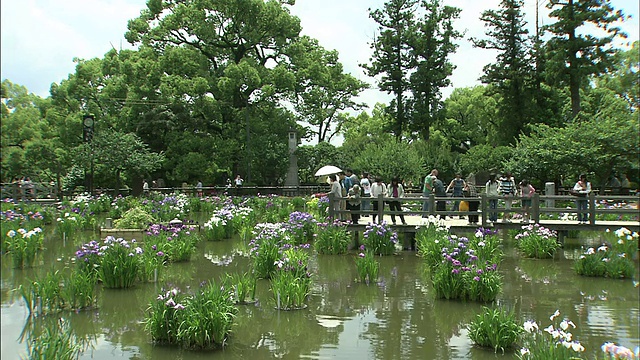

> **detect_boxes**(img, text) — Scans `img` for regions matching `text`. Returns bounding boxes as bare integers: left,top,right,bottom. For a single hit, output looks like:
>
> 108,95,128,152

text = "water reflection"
0,229,637,360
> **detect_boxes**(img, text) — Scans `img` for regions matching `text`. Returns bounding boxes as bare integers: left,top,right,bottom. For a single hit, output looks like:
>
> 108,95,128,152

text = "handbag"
569,189,586,197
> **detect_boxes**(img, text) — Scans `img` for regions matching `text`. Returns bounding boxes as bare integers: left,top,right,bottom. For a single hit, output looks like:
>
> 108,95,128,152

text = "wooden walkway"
345,214,640,234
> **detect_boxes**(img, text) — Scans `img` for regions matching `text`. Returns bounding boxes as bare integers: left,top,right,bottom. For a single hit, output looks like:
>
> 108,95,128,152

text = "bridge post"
429,194,435,216
480,193,488,227
377,194,384,224
328,193,335,220
588,192,596,225
532,193,540,223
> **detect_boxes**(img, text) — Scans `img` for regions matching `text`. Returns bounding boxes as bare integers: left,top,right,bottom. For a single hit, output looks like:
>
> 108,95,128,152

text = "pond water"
1,224,638,359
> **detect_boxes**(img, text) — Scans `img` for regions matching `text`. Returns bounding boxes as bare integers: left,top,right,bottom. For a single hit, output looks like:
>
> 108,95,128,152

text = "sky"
1,0,638,111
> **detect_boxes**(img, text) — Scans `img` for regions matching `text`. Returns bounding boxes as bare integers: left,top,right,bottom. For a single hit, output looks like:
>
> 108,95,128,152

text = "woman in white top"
573,174,591,224
485,174,499,223
370,177,387,223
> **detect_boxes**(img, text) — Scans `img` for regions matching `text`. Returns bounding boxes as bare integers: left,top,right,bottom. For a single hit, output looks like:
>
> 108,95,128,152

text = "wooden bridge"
328,192,640,234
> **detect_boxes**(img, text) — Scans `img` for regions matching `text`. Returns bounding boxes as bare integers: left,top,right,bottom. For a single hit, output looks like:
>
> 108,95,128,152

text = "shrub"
314,219,350,255
468,306,522,353
114,207,155,229
514,224,559,259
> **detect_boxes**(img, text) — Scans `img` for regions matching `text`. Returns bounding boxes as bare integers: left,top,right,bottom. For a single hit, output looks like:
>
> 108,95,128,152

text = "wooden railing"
326,192,639,227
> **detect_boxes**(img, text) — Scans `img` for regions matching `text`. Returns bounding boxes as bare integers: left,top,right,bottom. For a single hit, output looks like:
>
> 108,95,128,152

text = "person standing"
360,172,372,217
143,179,150,196
318,174,343,220
422,169,438,217
498,172,516,222
386,177,407,225
466,178,480,225
196,180,203,197
234,175,243,196
573,174,591,224
485,174,500,223
347,184,362,224
519,179,535,224
446,173,467,219
370,176,387,223
434,177,447,219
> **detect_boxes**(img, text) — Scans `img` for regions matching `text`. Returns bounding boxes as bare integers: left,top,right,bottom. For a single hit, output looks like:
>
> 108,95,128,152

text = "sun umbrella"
314,165,342,177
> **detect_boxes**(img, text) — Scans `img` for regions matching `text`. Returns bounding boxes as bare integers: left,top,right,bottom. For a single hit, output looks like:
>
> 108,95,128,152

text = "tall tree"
362,0,418,140
471,0,534,145
125,0,303,182
408,0,461,141
543,0,628,120
287,36,369,144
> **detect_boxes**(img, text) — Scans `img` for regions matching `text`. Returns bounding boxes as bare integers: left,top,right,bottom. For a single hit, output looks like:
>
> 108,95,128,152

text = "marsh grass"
468,306,522,353
271,247,312,310
314,219,350,255
514,224,559,259
146,283,238,349
226,272,257,304
355,249,380,285
518,310,586,359
5,227,44,268
19,269,97,315
362,221,398,256
23,318,83,360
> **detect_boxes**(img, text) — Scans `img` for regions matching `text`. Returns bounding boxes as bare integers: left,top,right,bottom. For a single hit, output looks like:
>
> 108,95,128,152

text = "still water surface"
1,226,638,359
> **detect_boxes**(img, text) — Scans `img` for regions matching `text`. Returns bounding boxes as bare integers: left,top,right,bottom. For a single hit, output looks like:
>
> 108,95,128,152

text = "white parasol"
314,165,342,177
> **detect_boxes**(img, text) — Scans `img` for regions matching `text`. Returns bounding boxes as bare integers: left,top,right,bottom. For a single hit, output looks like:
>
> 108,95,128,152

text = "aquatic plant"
314,219,351,255
56,212,80,238
362,221,398,256
415,216,452,267
271,247,312,310
225,272,257,304
574,227,638,279
24,318,83,360
427,235,502,302
146,283,237,349
5,227,44,268
98,236,142,288
286,211,317,245
145,223,199,262
468,306,522,353
518,310,585,360
19,269,97,314
248,222,289,279
514,224,559,259
354,246,379,285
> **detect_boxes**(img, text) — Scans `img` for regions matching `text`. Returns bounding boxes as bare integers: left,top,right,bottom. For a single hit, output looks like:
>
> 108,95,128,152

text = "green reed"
24,318,83,360
19,269,97,315
226,272,257,304
468,306,522,353
514,224,559,259
5,227,44,268
355,249,380,285
146,282,238,349
314,219,351,255
98,237,141,289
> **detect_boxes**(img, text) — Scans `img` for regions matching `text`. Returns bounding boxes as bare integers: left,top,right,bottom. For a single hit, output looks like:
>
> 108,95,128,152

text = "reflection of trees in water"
233,305,334,358
359,254,477,360
19,313,99,356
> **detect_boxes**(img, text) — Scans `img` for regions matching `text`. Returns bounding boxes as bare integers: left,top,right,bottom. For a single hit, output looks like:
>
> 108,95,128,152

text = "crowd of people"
318,169,596,225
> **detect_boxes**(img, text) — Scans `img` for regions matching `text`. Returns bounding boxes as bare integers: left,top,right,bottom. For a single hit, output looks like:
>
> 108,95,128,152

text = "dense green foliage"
1,1,637,191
